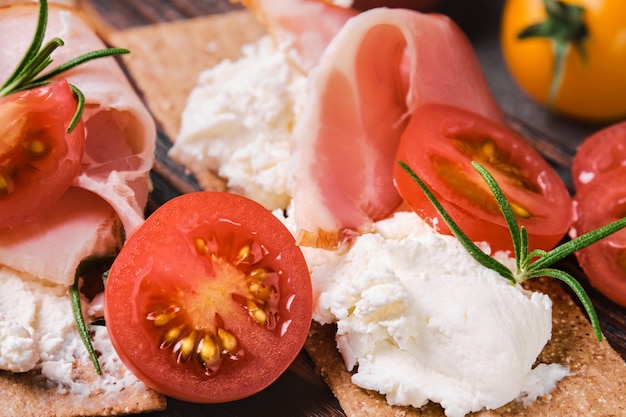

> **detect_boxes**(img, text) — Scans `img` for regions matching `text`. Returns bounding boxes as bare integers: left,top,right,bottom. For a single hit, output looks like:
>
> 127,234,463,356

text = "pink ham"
0,4,155,283
0,188,122,286
240,0,357,73
291,8,505,248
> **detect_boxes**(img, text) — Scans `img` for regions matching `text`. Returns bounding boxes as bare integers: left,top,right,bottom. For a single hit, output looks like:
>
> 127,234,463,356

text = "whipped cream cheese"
0,266,149,395
281,210,568,417
171,35,307,211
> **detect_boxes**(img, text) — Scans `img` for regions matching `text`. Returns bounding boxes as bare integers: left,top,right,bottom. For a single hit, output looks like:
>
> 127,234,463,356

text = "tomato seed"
510,201,532,219
161,326,183,348
176,331,198,363
198,335,220,366
0,172,14,196
24,138,47,158
247,299,268,325
147,305,180,326
194,237,209,255
217,328,238,354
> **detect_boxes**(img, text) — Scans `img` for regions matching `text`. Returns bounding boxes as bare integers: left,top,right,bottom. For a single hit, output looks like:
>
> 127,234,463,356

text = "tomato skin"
571,120,626,190
0,81,84,229
105,191,312,403
571,167,626,306
393,104,572,254
501,0,626,122
571,122,626,306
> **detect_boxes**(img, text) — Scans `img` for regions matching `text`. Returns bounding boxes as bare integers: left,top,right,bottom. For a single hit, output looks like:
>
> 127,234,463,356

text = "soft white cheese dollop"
170,35,307,210
285,211,568,417
0,317,38,373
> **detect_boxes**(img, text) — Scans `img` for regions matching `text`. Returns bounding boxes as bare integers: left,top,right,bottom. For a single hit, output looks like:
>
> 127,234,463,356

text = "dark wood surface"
79,1,626,416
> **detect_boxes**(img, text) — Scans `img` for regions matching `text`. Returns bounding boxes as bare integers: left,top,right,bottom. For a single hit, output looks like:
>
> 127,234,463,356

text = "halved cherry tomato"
571,120,626,190
0,81,84,229
393,104,572,254
571,122,626,306
104,191,313,403
571,166,626,306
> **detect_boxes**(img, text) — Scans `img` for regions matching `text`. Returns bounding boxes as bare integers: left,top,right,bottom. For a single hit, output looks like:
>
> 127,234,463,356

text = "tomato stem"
517,0,589,109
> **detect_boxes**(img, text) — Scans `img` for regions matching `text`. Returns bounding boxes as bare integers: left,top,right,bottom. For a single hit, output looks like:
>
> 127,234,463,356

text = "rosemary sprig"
398,160,626,342
69,256,115,376
0,0,129,132
70,260,103,376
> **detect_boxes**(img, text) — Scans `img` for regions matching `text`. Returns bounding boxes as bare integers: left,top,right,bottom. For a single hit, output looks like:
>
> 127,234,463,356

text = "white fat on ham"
0,187,122,286
240,0,357,73
0,3,155,237
291,8,505,248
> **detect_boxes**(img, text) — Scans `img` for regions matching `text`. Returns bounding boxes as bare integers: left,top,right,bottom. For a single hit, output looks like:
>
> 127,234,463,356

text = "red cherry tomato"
571,120,626,190
393,104,572,254
0,81,85,229
104,191,313,403
571,166,626,306
571,122,626,306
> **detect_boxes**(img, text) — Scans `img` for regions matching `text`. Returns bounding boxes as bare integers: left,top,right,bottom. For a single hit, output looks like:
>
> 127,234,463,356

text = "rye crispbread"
0,364,165,417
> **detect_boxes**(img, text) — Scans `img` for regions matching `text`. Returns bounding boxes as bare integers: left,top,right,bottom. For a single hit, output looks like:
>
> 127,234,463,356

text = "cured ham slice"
0,187,122,286
291,8,505,248
0,4,155,281
0,3,155,237
239,0,357,73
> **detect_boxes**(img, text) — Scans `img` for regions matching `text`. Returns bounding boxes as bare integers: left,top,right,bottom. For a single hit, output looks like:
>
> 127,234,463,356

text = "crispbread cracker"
105,11,266,141
305,278,626,416
0,365,165,417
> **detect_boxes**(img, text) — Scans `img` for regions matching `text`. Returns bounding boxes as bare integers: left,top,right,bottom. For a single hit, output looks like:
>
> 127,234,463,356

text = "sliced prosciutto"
239,0,357,73
291,8,505,248
0,188,122,286
0,4,155,282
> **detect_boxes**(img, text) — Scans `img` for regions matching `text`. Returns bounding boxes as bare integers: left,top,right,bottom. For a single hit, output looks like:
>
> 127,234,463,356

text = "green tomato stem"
517,0,589,109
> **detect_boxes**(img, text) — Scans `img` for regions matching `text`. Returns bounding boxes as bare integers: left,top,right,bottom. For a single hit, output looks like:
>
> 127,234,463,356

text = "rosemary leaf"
70,267,102,375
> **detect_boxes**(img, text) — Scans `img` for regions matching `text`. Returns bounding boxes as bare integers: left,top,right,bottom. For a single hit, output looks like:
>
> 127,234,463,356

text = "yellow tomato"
501,0,626,123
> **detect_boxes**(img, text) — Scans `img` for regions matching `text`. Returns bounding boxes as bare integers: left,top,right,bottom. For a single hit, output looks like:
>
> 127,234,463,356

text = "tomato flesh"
571,120,626,190
572,167,626,306
0,81,84,228
393,104,572,254
105,192,312,403
571,122,626,306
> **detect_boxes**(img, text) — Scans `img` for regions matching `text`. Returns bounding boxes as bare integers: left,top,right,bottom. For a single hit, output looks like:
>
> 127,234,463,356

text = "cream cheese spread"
171,35,307,211
281,210,568,417
0,266,149,395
